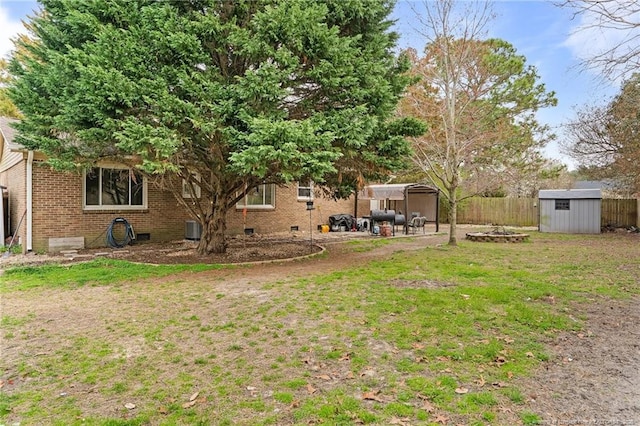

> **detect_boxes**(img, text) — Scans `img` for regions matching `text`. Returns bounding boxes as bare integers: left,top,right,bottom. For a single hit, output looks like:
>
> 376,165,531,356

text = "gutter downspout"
0,185,5,246
26,150,33,252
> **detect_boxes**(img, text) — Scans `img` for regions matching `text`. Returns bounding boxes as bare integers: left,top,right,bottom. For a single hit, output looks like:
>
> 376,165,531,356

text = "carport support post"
435,189,440,233
404,186,409,235
353,190,358,221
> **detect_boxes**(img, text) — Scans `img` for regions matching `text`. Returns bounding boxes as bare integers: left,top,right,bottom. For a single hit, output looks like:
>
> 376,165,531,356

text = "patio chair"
407,216,427,234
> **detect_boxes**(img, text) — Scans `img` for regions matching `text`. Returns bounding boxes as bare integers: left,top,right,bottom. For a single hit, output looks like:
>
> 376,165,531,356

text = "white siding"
0,117,23,173
0,139,23,172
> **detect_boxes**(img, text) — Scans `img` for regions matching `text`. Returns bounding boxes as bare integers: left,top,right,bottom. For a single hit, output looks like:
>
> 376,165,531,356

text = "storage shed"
538,189,602,234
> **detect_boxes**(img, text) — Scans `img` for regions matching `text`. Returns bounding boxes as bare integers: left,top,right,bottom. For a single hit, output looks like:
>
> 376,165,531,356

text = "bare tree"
561,0,640,81
399,0,556,245
562,104,618,168
562,73,640,193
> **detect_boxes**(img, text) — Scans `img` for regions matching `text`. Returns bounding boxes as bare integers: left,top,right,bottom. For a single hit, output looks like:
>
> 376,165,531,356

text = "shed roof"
359,183,438,200
538,189,602,200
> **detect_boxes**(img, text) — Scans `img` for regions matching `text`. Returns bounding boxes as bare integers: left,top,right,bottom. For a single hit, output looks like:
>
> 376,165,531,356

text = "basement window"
555,199,570,210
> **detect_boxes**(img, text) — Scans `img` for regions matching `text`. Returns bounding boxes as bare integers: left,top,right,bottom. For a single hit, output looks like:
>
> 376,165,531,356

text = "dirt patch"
521,297,640,425
101,238,323,265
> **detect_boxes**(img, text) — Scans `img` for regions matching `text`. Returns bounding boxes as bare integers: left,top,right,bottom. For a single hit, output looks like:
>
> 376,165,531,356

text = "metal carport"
359,183,440,233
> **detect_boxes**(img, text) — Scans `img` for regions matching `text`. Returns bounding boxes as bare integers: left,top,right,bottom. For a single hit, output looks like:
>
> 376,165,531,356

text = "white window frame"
83,165,147,210
297,180,314,201
236,184,276,210
182,172,202,199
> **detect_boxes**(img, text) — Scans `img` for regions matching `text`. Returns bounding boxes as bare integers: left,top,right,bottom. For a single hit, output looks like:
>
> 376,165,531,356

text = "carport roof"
359,183,439,200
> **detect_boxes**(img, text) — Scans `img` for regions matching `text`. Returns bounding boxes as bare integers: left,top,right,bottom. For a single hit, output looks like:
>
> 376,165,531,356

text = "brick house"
0,117,368,253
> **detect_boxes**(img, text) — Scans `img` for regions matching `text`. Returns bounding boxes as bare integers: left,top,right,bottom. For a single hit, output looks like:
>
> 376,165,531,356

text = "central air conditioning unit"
185,220,202,241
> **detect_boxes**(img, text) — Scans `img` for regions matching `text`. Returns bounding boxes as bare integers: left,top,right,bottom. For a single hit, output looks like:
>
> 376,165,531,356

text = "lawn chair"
407,216,427,234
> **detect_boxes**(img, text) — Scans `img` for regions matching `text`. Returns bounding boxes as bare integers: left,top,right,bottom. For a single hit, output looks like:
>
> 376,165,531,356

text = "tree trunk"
196,198,228,255
448,195,458,246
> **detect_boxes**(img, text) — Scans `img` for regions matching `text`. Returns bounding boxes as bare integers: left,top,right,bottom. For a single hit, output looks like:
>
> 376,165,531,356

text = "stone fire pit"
465,226,529,243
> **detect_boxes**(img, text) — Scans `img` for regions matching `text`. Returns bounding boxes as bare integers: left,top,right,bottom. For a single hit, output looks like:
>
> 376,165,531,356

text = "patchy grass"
1,232,639,425
0,258,223,291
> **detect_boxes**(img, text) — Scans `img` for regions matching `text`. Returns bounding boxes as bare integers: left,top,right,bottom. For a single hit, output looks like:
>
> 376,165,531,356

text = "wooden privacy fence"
601,199,637,227
439,197,638,228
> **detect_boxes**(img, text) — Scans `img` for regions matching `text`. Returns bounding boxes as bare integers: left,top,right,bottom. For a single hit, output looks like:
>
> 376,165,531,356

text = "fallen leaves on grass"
494,355,507,365
360,366,375,377
454,387,469,394
339,352,352,361
432,414,449,424
179,392,200,409
306,383,317,394
182,400,196,409
362,390,385,402
417,394,436,413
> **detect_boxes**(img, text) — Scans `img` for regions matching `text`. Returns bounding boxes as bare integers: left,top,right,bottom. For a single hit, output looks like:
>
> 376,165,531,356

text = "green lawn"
1,232,638,425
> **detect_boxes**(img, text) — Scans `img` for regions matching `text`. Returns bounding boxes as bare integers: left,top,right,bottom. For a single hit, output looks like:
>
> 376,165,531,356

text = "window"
555,199,570,210
297,181,313,200
182,173,201,198
237,184,275,209
84,167,145,209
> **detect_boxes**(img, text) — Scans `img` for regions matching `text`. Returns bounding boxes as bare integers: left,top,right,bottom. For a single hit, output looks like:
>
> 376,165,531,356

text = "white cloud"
0,4,27,60
563,7,640,83
565,15,625,59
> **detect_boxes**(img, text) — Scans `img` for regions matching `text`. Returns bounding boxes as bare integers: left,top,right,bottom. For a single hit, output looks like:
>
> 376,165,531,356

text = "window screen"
555,199,570,210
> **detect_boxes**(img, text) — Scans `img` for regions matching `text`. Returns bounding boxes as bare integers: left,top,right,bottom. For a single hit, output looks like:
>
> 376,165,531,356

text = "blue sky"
0,0,627,168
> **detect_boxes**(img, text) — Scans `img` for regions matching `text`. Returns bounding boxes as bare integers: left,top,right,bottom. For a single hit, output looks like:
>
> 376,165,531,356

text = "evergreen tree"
8,0,422,253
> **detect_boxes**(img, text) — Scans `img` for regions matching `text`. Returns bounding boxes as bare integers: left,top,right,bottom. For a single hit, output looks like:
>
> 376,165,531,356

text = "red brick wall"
31,162,192,251
29,163,372,252
226,186,370,235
